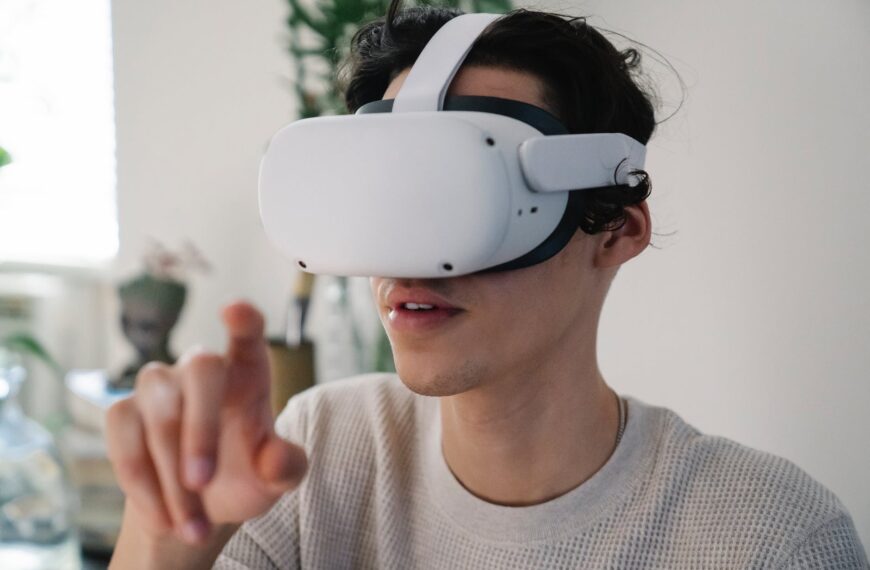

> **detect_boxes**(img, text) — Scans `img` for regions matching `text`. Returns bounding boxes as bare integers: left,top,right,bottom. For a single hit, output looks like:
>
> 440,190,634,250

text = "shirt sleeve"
778,514,869,569
211,393,310,569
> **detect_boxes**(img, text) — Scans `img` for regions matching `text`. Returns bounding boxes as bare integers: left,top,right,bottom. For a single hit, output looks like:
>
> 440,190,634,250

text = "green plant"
286,0,513,119
0,332,66,432
1,332,62,376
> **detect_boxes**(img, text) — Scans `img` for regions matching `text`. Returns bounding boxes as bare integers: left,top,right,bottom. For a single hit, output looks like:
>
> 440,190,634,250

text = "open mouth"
381,282,465,333
387,301,464,332
395,302,462,315
402,302,436,311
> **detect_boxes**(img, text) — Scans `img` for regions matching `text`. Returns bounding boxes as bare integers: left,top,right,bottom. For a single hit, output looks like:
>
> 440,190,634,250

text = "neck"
439,343,619,506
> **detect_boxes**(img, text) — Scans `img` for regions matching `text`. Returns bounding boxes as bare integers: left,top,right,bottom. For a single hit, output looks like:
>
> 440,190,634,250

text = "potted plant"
114,240,210,390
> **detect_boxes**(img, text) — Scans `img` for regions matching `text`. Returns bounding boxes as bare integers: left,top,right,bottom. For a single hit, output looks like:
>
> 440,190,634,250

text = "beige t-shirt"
215,373,868,569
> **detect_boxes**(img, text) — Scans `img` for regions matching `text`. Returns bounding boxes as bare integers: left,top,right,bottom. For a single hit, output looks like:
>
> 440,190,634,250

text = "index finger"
221,300,268,372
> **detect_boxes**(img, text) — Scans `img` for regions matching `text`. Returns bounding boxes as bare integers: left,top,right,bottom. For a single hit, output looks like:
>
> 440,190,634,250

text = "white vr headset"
259,13,647,278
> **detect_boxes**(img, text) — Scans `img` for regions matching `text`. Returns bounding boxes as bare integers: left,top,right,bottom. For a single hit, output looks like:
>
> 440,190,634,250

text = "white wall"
108,0,298,368
535,0,870,545
109,0,870,547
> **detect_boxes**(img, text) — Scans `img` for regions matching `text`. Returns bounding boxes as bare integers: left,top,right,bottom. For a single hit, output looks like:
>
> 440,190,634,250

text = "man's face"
371,65,613,397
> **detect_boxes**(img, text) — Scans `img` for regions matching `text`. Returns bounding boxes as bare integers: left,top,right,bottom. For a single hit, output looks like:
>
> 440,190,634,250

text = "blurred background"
0,0,867,565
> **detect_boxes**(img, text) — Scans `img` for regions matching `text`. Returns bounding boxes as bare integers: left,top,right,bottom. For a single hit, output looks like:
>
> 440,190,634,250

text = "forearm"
109,503,240,570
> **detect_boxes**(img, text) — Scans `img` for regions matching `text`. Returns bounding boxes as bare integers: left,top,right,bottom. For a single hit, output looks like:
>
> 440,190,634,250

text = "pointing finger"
221,301,268,373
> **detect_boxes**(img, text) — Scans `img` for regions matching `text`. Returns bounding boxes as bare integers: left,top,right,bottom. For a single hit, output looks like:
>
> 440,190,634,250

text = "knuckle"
136,371,182,415
105,399,143,466
151,411,182,437
135,361,174,389
137,385,183,434
105,396,134,427
140,360,172,377
182,351,225,379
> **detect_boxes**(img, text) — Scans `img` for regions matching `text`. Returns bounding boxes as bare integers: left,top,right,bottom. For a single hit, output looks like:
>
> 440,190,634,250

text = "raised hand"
106,301,308,547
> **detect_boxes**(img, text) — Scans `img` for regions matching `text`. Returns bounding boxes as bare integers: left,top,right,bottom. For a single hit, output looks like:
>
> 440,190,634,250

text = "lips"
383,284,465,334
385,285,461,313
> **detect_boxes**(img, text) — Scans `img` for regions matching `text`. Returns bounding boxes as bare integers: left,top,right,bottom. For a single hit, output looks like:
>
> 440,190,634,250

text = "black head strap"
357,95,569,136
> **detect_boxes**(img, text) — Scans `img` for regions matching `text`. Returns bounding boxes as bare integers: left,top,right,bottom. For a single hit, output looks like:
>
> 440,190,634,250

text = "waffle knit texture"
215,374,868,569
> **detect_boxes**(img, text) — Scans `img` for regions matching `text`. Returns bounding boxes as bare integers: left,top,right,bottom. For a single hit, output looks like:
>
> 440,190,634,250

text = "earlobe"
593,201,651,268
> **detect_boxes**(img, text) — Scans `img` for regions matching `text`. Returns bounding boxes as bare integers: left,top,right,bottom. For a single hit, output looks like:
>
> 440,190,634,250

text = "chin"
393,354,486,397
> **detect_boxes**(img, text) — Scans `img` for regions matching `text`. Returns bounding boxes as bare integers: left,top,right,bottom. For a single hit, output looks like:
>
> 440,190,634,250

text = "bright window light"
0,0,117,267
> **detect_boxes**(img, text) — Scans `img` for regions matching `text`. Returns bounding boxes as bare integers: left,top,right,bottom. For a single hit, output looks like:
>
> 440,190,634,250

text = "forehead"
382,65,550,112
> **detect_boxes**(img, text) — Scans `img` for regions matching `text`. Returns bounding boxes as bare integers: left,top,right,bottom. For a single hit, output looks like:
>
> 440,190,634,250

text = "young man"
107,3,868,569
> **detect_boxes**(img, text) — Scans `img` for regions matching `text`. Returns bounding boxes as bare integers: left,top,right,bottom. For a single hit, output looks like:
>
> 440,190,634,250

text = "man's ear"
593,201,651,269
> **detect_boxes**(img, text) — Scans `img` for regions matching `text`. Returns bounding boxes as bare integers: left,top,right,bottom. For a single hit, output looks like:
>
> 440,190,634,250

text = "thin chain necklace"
615,394,627,447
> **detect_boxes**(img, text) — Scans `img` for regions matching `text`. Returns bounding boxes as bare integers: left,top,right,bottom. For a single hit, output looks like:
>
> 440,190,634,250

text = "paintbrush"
285,272,315,346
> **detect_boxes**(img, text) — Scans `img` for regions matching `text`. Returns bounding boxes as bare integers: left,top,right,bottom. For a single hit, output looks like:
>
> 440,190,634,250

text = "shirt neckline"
419,395,664,544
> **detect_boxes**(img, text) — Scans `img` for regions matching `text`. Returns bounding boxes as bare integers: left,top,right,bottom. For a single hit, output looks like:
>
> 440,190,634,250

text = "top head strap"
392,13,501,113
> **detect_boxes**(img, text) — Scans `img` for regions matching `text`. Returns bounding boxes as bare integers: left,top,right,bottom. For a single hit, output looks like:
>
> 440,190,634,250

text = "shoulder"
654,403,847,520
635,399,864,564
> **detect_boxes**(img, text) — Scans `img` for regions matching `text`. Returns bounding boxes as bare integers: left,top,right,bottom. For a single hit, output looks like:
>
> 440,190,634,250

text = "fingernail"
181,516,210,544
185,456,215,487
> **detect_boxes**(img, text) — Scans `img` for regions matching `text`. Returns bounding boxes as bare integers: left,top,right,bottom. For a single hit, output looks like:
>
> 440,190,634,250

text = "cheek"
472,274,558,346
487,292,562,352
472,269,586,365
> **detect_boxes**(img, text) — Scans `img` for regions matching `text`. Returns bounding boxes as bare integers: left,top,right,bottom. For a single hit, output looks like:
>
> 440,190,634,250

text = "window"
0,0,117,266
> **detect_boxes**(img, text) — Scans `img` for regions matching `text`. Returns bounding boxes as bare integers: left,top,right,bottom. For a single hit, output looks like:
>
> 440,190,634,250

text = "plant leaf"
2,333,63,375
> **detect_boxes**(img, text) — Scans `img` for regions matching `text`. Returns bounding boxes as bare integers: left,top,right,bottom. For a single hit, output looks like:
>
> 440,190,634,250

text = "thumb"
255,435,308,492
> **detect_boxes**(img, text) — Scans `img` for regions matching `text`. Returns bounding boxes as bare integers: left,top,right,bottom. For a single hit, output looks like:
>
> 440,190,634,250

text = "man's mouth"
385,293,464,333
391,301,462,316
401,302,436,311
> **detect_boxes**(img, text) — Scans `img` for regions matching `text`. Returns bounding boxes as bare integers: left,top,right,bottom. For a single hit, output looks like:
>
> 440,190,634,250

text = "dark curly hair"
337,0,657,235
